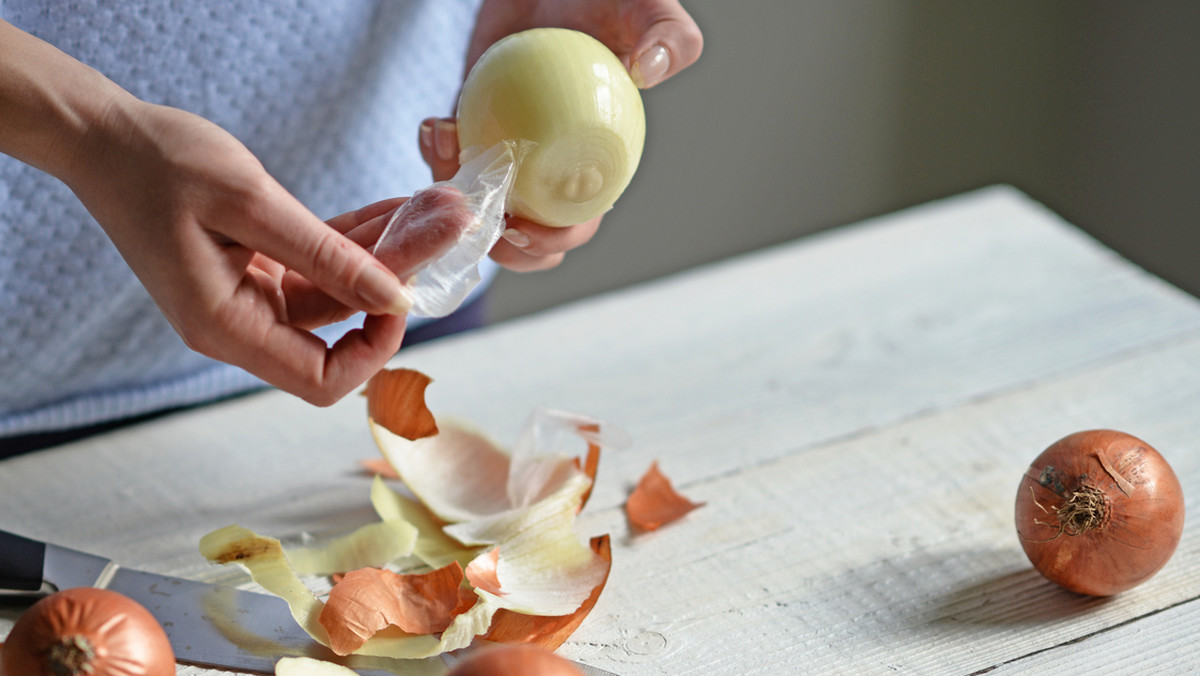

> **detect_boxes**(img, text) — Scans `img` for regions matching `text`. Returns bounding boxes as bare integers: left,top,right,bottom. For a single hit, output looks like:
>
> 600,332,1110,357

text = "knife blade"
1,530,618,676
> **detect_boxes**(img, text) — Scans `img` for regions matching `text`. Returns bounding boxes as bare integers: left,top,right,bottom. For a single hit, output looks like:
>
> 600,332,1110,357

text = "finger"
281,193,435,328
492,248,566,273
326,196,409,235
246,265,290,323
489,215,602,272
320,312,408,402
279,273,361,330
212,278,407,406
627,3,705,88
340,204,404,251
278,255,417,331
256,313,405,406
279,198,414,328
248,251,287,283
224,181,411,317
501,215,602,257
419,117,461,182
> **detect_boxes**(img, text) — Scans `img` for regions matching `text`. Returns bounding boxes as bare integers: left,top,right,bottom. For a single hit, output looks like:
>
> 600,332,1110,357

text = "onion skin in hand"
373,184,476,282
457,28,646,228
1014,429,1185,596
0,587,175,676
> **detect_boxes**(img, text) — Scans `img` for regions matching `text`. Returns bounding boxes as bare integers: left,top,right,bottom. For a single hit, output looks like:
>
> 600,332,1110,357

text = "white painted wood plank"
385,185,1200,510
3,187,1200,675
984,597,1200,674
559,332,1200,674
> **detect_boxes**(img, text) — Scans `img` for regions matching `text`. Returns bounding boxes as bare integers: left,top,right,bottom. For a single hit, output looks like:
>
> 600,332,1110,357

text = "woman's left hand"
419,0,704,271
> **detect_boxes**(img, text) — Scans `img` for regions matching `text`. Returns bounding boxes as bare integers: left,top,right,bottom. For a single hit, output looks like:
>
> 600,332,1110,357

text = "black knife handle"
0,529,47,591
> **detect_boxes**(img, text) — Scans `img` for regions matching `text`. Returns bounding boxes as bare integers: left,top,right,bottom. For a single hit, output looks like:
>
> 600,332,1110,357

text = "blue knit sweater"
0,0,485,437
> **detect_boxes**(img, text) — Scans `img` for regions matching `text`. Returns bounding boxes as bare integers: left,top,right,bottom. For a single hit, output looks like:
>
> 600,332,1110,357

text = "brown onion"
1014,429,1185,596
0,588,175,676
447,644,584,676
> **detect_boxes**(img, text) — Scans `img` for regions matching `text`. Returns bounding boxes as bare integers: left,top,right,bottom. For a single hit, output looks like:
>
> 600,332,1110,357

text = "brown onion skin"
1,588,175,676
447,644,585,676
1015,429,1185,596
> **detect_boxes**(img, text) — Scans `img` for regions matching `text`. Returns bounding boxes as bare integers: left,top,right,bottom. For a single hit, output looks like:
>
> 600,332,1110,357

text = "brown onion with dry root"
0,588,175,676
1014,429,1185,596
447,644,584,676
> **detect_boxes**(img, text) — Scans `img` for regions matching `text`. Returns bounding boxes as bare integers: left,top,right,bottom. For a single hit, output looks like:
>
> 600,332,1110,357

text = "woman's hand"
2,19,417,407
420,0,703,271
68,101,411,406
467,0,704,90
419,117,603,272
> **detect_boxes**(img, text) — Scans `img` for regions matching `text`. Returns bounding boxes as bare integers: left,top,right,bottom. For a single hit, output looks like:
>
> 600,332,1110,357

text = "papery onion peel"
319,563,472,655
365,368,438,440
626,461,704,532
464,548,504,597
274,656,358,675
482,535,612,651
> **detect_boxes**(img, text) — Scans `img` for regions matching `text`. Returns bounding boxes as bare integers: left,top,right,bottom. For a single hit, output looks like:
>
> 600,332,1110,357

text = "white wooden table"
4,186,1200,674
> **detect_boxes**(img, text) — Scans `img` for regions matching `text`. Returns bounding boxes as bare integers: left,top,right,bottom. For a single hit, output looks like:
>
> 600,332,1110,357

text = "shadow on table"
932,566,1116,626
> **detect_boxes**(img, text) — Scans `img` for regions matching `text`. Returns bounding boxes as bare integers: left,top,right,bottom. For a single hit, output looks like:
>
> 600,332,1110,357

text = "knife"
0,530,618,676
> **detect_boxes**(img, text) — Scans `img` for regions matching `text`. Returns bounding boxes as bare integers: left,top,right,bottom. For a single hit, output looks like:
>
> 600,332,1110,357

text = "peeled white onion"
457,28,646,227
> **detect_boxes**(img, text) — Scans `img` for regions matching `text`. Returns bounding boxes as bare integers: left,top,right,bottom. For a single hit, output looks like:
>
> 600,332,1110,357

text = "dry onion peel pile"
369,406,628,617
200,368,628,662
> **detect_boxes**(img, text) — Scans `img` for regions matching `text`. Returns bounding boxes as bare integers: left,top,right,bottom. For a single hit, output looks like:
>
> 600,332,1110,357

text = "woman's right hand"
63,99,412,406
2,19,412,407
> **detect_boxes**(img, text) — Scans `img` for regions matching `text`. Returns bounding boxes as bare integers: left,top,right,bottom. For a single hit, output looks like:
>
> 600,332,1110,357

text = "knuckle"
301,379,349,407
301,390,340,407
538,252,567,270
174,320,218,357
307,231,360,284
226,173,278,218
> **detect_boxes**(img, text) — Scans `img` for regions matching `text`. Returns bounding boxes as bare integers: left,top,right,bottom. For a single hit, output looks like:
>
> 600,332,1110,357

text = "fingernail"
358,264,412,315
631,44,670,88
502,228,531,249
434,119,457,161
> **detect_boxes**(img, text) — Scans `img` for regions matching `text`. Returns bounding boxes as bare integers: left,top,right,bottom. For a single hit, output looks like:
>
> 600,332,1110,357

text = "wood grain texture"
563,334,1200,674
3,187,1199,674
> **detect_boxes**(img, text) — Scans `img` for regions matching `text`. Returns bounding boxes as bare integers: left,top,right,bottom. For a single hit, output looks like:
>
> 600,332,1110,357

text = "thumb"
419,117,462,183
229,183,412,316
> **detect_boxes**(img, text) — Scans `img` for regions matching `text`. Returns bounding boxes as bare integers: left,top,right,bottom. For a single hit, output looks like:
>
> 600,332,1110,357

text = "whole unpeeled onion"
447,644,584,676
0,588,175,676
1014,429,1185,596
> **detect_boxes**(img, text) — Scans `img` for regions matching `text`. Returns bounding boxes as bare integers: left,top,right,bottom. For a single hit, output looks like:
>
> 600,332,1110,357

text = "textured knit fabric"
0,0,489,438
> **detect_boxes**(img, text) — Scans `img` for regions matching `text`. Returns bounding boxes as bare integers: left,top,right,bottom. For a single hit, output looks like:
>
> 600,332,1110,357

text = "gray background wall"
487,1,1199,323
